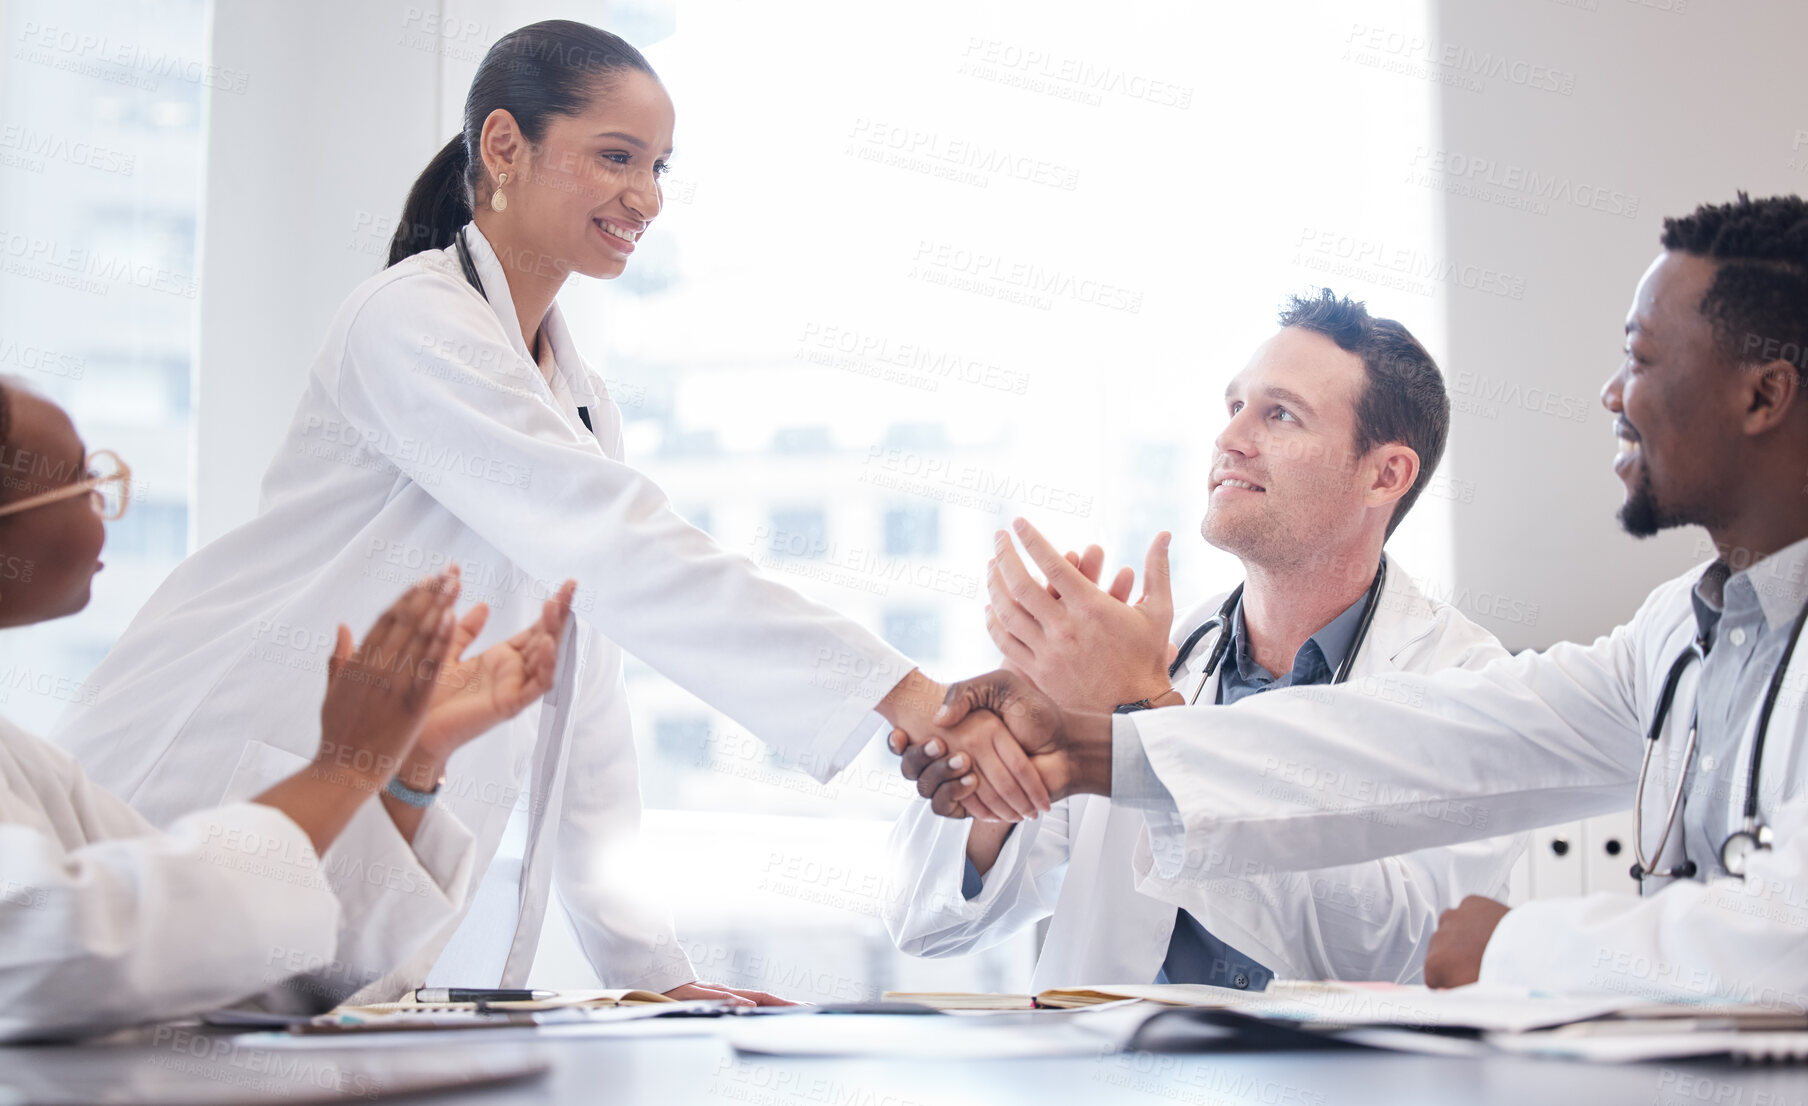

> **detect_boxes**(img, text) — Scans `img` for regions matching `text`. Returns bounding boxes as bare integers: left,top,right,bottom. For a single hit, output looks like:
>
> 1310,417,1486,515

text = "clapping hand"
986,519,1177,713
416,579,577,762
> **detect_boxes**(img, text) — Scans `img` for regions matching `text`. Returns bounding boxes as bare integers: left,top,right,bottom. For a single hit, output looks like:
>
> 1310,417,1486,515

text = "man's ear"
1742,357,1802,437
1365,444,1421,513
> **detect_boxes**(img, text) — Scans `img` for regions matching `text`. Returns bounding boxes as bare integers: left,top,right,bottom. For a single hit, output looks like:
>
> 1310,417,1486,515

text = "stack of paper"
1034,983,1262,1010
878,993,1037,1011
306,989,682,1033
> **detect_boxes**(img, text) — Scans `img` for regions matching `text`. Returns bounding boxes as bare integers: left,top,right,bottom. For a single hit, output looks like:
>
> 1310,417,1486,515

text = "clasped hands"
886,517,1176,821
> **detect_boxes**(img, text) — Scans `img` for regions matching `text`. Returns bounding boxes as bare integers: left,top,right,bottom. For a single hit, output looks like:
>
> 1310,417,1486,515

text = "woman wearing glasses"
54,19,1043,1007
0,379,575,1040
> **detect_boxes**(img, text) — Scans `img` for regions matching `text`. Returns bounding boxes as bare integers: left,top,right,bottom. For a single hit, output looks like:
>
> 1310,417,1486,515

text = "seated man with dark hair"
886,291,1527,990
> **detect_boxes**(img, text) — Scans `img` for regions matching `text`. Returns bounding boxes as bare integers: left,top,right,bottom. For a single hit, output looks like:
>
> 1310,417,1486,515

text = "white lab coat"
0,715,472,1041
886,561,1529,989
1127,556,1808,1006
53,223,912,999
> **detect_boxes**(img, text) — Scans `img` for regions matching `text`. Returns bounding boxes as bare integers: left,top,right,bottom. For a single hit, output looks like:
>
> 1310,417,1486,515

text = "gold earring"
490,171,509,213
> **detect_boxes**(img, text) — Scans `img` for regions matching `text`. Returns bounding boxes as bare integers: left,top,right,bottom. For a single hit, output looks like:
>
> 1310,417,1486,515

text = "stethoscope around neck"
1632,598,1808,883
1168,558,1389,705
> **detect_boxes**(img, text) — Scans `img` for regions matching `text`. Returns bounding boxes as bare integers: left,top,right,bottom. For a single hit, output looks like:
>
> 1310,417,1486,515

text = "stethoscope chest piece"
1721,821,1774,877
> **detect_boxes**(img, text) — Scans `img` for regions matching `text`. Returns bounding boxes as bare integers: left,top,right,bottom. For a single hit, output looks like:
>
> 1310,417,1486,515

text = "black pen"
414,988,556,1003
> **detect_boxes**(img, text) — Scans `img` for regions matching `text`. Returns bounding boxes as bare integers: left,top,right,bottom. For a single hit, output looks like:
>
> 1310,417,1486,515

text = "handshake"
879,517,1180,821
884,668,1117,821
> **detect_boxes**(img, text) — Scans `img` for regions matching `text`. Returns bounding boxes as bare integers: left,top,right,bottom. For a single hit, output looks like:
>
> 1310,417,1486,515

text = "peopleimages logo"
1406,147,1640,219
909,240,1144,314
956,38,1194,110
1342,23,1578,96
0,124,135,175
859,446,1094,519
14,22,250,94
795,321,1030,395
1293,227,1527,300
847,118,1080,192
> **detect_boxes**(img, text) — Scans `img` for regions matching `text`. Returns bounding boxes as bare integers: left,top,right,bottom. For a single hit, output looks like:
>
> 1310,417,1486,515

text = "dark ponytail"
386,20,657,266
387,136,472,265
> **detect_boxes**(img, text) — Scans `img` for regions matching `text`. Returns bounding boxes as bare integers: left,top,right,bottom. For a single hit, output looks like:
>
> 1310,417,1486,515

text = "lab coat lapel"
458,222,535,368
461,223,609,454
538,305,616,456
1355,557,1440,679
1169,599,1229,706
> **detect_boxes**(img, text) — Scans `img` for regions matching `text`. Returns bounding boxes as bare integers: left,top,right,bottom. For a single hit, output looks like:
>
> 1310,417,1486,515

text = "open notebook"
882,982,1320,1012
303,989,680,1033
339,989,676,1016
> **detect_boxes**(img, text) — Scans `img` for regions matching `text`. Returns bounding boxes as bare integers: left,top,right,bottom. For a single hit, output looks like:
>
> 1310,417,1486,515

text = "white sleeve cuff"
960,821,1040,912
301,798,476,1001
405,802,477,899
1476,898,1546,988
1111,714,1178,811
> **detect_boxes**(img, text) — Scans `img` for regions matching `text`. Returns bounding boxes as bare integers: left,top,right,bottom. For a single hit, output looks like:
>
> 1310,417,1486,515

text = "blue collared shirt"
1156,584,1374,990
1214,586,1372,707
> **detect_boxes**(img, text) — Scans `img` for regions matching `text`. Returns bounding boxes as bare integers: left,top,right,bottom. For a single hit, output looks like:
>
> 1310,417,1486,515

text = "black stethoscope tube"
1633,598,1808,881
1168,559,1389,705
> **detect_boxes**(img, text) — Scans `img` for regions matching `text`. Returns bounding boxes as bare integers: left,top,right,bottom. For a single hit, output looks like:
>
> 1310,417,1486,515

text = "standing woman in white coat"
55,20,1043,1006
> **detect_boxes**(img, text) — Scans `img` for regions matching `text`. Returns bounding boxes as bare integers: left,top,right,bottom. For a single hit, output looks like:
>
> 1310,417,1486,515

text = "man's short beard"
1617,463,1705,538
1203,510,1296,570
1617,468,1665,537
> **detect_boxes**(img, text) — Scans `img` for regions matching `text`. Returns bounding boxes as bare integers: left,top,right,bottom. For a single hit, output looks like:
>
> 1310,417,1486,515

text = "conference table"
1,1010,1796,1106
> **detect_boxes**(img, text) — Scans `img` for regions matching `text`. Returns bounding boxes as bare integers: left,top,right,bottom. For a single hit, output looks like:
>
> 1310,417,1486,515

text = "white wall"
1431,0,1808,650
192,0,449,543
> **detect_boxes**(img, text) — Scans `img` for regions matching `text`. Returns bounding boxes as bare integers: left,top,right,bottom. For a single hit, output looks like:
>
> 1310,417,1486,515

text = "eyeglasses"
0,450,132,521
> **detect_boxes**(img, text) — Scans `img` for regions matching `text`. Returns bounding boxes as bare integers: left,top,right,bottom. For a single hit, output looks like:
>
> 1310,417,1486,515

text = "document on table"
336,988,675,1017
1486,1006,1808,1063
1225,981,1644,1033
729,1005,1154,1058
304,991,714,1035
937,981,1647,1033
878,993,1038,1011
1490,1026,1808,1063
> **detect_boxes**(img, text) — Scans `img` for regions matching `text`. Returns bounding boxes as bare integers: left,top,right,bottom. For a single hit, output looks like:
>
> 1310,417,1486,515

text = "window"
0,0,205,734
655,716,712,761
537,0,1442,1001
884,505,940,557
772,426,834,454
102,502,189,563
767,507,827,560
882,607,942,662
